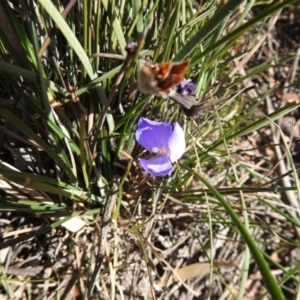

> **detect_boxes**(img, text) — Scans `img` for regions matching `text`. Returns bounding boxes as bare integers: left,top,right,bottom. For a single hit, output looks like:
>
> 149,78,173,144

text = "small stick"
87,177,119,298
169,85,256,117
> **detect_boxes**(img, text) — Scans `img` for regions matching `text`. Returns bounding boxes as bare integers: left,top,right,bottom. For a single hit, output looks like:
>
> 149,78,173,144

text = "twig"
87,177,119,298
38,0,77,57
89,56,131,148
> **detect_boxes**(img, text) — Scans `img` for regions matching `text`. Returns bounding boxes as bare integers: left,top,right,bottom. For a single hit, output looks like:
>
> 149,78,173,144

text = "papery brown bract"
137,60,190,97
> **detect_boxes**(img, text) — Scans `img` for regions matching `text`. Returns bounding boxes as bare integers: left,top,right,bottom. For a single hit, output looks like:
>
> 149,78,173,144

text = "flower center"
152,146,167,154
159,147,167,154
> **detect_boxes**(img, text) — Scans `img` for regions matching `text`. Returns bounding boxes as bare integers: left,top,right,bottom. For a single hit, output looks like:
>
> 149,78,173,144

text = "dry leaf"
61,217,86,233
173,262,211,282
283,93,300,103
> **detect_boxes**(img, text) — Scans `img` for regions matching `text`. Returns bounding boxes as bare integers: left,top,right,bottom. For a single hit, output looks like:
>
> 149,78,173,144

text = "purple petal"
139,155,173,176
125,42,137,54
176,81,196,96
135,118,172,154
168,123,186,162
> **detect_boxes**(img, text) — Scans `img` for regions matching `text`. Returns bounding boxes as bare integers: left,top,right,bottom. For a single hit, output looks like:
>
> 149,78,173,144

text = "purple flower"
125,42,137,55
176,80,196,96
135,118,186,176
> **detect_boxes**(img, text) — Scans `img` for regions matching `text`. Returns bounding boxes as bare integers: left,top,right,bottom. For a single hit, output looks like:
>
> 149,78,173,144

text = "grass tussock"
0,0,300,299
